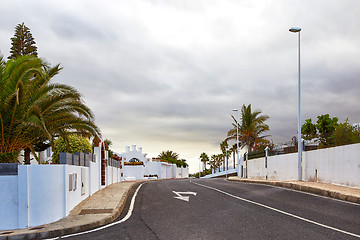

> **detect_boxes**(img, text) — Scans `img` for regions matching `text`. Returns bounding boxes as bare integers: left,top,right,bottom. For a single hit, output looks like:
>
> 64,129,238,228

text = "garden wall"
0,146,122,230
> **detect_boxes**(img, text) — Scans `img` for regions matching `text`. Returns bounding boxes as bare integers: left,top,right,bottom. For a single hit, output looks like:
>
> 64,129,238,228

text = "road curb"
227,178,360,204
0,181,141,240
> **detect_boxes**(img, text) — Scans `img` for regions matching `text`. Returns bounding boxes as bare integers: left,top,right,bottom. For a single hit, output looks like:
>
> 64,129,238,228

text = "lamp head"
289,27,301,33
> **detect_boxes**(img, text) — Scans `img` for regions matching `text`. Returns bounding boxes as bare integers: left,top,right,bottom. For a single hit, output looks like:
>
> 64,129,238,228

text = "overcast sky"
1,0,360,173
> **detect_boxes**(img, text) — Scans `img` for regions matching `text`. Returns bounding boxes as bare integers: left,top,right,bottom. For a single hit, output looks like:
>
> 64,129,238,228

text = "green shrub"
52,135,92,163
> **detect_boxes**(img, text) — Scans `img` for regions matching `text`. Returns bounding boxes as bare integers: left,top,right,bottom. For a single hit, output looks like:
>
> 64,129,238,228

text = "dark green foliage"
0,55,100,162
158,150,188,168
301,119,317,140
316,114,338,148
333,121,360,146
227,104,270,151
200,152,209,170
52,135,92,163
104,139,114,158
193,168,212,178
8,23,38,59
301,114,360,148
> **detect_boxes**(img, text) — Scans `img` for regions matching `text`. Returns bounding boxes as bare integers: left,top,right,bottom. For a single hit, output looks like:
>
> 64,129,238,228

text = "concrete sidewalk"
228,176,360,204
0,181,143,240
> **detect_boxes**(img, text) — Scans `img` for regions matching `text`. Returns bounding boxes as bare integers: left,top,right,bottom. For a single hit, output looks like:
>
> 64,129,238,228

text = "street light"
289,27,302,181
232,109,241,177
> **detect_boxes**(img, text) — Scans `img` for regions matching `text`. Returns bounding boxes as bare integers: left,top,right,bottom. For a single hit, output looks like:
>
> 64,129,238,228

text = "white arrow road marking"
173,191,197,202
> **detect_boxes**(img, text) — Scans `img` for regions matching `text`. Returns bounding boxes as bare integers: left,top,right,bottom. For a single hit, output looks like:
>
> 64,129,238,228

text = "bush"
52,135,92,163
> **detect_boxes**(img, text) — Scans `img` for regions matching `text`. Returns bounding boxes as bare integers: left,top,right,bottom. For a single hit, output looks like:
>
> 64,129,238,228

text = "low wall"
0,147,123,230
303,143,360,187
0,175,18,229
176,167,189,178
245,143,360,188
123,165,145,180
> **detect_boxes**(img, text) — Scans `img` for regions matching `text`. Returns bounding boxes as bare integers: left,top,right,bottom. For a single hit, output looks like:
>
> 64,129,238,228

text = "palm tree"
0,55,100,163
199,152,209,171
231,144,236,168
158,150,179,166
220,140,229,171
227,104,270,152
179,159,188,168
210,154,217,172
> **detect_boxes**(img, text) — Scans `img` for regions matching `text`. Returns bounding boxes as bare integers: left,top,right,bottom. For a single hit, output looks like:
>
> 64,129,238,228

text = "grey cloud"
1,0,360,173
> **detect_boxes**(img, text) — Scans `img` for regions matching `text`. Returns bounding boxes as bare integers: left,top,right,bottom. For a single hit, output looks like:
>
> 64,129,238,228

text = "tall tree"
227,104,270,152
199,152,209,171
8,22,38,59
0,55,100,163
301,119,317,140
316,114,338,148
301,114,339,148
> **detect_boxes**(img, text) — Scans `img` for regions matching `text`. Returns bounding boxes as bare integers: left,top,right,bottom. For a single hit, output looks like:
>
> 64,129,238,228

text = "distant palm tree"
231,144,236,168
158,150,179,162
0,55,100,163
200,152,209,171
210,154,217,171
220,140,229,171
227,104,270,152
179,159,188,168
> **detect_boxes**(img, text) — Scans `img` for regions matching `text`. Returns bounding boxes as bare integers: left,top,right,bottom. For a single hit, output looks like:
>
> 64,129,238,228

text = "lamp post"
289,27,302,181
225,149,228,179
232,109,241,177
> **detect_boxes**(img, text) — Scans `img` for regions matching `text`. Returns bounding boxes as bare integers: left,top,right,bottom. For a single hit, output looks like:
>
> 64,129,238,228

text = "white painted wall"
303,144,360,187
144,162,161,177
176,167,189,178
182,167,189,178
246,143,360,188
161,164,167,179
120,145,147,163
123,165,145,180
89,160,100,196
0,146,122,230
65,165,90,216
0,176,18,230
17,165,66,229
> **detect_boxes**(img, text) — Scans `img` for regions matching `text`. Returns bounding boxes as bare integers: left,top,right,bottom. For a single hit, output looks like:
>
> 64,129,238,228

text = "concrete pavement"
228,176,360,204
1,177,359,239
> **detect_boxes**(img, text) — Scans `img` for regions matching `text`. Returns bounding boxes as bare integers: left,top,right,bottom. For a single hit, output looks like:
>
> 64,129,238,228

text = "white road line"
46,183,144,240
193,181,360,239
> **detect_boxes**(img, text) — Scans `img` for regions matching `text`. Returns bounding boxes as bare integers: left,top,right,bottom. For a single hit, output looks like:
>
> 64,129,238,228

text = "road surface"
55,178,360,240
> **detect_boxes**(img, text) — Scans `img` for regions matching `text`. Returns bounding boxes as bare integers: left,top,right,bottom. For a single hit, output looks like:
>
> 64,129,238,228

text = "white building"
119,145,189,180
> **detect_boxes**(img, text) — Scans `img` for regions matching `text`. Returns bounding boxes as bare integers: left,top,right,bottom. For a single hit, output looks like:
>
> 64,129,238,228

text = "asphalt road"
59,179,360,240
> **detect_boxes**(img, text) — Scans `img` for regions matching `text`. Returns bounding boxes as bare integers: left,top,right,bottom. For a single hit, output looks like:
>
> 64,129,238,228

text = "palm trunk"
24,148,31,165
